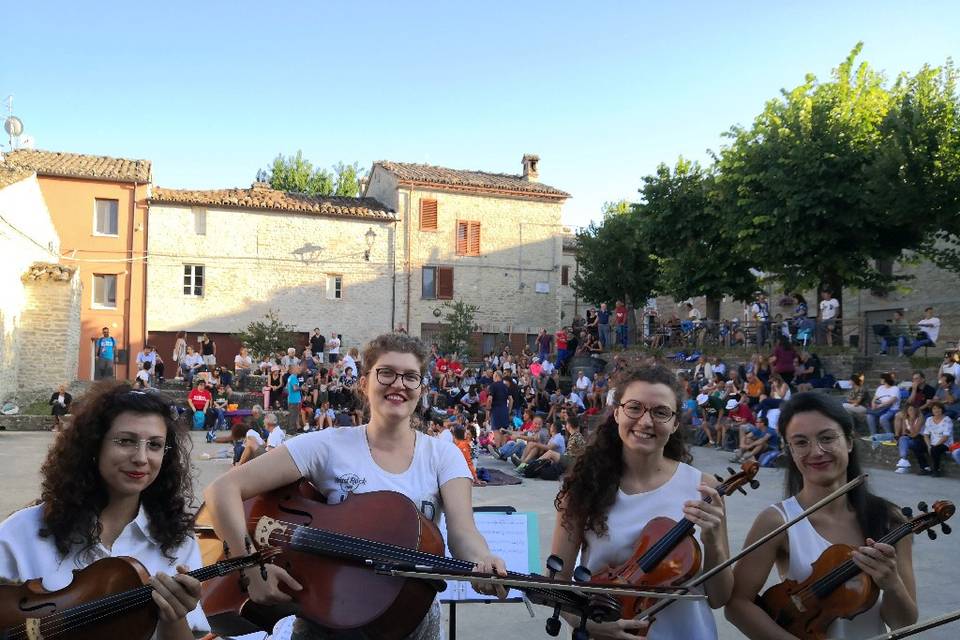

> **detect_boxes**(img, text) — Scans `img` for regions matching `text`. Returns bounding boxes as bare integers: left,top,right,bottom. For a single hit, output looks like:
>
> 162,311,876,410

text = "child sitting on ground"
453,424,485,486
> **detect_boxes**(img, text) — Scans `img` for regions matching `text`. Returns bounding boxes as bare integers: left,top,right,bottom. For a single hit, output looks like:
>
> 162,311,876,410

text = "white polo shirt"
0,504,210,637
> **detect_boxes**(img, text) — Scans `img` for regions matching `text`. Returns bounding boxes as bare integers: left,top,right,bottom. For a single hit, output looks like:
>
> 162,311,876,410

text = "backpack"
192,411,206,430
522,459,551,478
536,462,565,481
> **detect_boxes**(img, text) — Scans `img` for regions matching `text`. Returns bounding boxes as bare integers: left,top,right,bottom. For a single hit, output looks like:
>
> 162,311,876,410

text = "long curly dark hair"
38,382,195,560
555,365,691,538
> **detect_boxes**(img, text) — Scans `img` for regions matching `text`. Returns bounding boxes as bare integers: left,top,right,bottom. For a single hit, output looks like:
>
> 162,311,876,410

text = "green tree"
256,152,367,197
716,43,905,300
638,158,758,319
440,299,479,356
233,310,299,360
572,202,659,308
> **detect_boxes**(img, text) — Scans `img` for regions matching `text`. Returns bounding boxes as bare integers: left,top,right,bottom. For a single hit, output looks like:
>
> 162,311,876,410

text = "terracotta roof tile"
5,149,151,183
375,161,570,199
150,185,396,220
0,163,33,190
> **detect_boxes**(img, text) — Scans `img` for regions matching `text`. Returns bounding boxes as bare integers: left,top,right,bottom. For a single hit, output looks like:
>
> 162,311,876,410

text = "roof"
150,185,396,220
374,161,570,199
0,163,33,190
4,149,151,183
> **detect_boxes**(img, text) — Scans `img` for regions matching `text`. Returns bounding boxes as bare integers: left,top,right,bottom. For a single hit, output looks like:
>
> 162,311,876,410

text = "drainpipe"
390,218,397,331
405,188,412,333
141,183,149,354
123,181,136,378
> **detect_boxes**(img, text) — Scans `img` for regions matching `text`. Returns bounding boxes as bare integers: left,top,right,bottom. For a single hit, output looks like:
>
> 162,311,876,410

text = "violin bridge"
254,516,284,548
790,594,807,613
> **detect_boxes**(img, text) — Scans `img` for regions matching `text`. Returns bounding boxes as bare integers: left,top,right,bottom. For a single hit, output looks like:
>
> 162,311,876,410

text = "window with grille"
183,265,204,296
456,221,481,256
92,274,118,308
326,274,343,300
94,199,119,235
420,199,438,230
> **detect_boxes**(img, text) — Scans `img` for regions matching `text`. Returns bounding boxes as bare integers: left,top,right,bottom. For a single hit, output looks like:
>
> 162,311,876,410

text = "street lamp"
364,227,376,261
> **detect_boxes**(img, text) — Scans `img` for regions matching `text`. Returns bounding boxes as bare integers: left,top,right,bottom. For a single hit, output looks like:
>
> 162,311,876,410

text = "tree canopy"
256,152,367,197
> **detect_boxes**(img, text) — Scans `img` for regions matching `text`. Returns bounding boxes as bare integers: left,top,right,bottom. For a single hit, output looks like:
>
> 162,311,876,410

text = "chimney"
252,181,271,190
521,154,540,182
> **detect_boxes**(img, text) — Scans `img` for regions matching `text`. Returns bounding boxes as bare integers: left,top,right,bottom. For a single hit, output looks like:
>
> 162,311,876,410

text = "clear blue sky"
2,1,957,228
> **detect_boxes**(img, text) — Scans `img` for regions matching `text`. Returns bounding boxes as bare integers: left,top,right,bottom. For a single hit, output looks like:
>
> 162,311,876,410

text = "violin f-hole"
17,598,57,614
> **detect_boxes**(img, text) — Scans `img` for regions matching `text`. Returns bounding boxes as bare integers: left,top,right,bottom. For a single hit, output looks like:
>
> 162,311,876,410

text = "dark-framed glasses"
110,437,171,456
375,368,424,390
786,432,843,455
618,401,676,423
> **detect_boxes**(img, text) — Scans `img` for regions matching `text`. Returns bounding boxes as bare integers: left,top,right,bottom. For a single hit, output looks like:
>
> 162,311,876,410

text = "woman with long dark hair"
550,365,732,639
725,392,917,638
0,382,208,638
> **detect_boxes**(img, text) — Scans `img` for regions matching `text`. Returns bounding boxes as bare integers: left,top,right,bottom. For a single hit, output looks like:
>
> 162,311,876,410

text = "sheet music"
437,511,539,601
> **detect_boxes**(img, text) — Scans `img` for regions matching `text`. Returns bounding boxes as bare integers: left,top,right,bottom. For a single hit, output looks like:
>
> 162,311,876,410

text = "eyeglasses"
786,432,844,456
110,437,171,456
618,402,677,423
375,368,424,390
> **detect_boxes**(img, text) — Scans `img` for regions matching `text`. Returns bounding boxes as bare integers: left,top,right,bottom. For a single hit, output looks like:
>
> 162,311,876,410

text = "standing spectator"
234,347,253,391
310,328,326,363
614,300,628,347
179,346,203,386
328,332,341,363
818,290,840,346
866,372,900,435
597,302,611,349
199,333,217,367
171,331,187,379
286,363,302,430
791,293,808,332
585,307,599,342
922,401,954,477
93,327,116,380
536,328,552,363
750,292,771,347
267,365,284,410
555,328,569,371
903,307,941,356
48,383,72,431
769,337,798,386
487,371,511,430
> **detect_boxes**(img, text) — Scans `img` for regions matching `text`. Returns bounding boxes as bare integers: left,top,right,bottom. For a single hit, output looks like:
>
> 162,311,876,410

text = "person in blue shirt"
286,363,302,430
94,327,117,379
597,302,612,349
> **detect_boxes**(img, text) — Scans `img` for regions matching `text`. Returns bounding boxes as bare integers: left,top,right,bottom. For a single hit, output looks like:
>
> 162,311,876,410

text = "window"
422,266,454,299
193,207,207,235
326,274,343,300
561,265,570,286
92,274,118,308
420,199,438,231
94,199,119,235
456,221,481,256
183,265,204,296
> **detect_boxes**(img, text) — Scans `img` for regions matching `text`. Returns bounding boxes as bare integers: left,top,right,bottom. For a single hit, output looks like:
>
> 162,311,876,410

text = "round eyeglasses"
375,368,424,390
618,402,677,423
110,437,171,456
786,432,844,456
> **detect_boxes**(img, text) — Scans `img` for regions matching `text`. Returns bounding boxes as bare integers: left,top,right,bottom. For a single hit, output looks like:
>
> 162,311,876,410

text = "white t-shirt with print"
923,416,954,446
328,338,341,355
874,385,901,411
819,298,839,320
0,504,210,638
284,425,470,522
267,427,285,449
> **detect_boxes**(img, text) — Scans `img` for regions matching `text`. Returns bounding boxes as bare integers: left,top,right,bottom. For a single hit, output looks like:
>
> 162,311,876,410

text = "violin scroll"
906,500,954,541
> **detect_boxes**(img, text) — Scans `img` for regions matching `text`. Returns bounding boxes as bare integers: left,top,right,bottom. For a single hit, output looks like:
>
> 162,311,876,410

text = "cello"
759,500,954,639
586,462,760,624
0,550,272,640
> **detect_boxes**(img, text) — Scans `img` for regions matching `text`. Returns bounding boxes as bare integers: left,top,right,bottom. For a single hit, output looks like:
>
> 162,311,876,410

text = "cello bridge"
254,516,285,548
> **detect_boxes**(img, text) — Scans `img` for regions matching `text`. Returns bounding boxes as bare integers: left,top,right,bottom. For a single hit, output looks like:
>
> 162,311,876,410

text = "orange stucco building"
5,150,151,380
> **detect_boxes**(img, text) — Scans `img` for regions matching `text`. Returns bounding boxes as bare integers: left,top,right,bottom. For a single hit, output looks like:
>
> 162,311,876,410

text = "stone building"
0,164,81,402
145,184,397,361
4,149,151,380
364,155,570,354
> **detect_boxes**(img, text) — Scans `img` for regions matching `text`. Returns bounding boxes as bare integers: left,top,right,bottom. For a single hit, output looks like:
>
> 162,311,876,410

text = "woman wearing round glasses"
550,365,733,639
726,392,917,638
0,382,209,638
204,332,506,639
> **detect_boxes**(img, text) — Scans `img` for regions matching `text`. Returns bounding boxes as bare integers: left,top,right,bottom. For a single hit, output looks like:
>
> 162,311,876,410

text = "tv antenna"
4,96,25,150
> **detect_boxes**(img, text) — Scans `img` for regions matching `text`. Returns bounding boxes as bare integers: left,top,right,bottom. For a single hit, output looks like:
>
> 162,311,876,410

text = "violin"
203,481,683,640
587,462,760,623
759,500,955,640
0,550,273,640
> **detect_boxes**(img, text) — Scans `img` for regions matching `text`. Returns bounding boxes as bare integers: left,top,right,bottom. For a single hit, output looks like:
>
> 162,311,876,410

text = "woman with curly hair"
550,365,732,639
0,382,209,639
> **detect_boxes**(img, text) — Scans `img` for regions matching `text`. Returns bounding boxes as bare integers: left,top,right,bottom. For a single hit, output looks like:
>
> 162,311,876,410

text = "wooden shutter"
437,267,454,299
561,265,570,286
420,199,438,230
457,221,481,256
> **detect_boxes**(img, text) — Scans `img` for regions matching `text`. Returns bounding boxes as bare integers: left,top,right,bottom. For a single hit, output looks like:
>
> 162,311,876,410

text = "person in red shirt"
187,379,212,430
555,328,569,371
720,395,755,452
435,356,449,374
449,358,464,376
614,300,629,347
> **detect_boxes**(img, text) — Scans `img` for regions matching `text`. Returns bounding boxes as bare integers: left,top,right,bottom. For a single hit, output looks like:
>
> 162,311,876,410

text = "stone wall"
146,204,398,352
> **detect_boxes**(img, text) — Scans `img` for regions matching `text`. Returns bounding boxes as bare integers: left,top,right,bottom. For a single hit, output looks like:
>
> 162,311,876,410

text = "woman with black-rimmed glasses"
0,382,209,638
204,332,507,639
550,365,732,639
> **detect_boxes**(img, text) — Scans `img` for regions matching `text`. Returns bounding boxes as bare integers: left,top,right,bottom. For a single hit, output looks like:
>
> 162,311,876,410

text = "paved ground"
2,431,958,639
